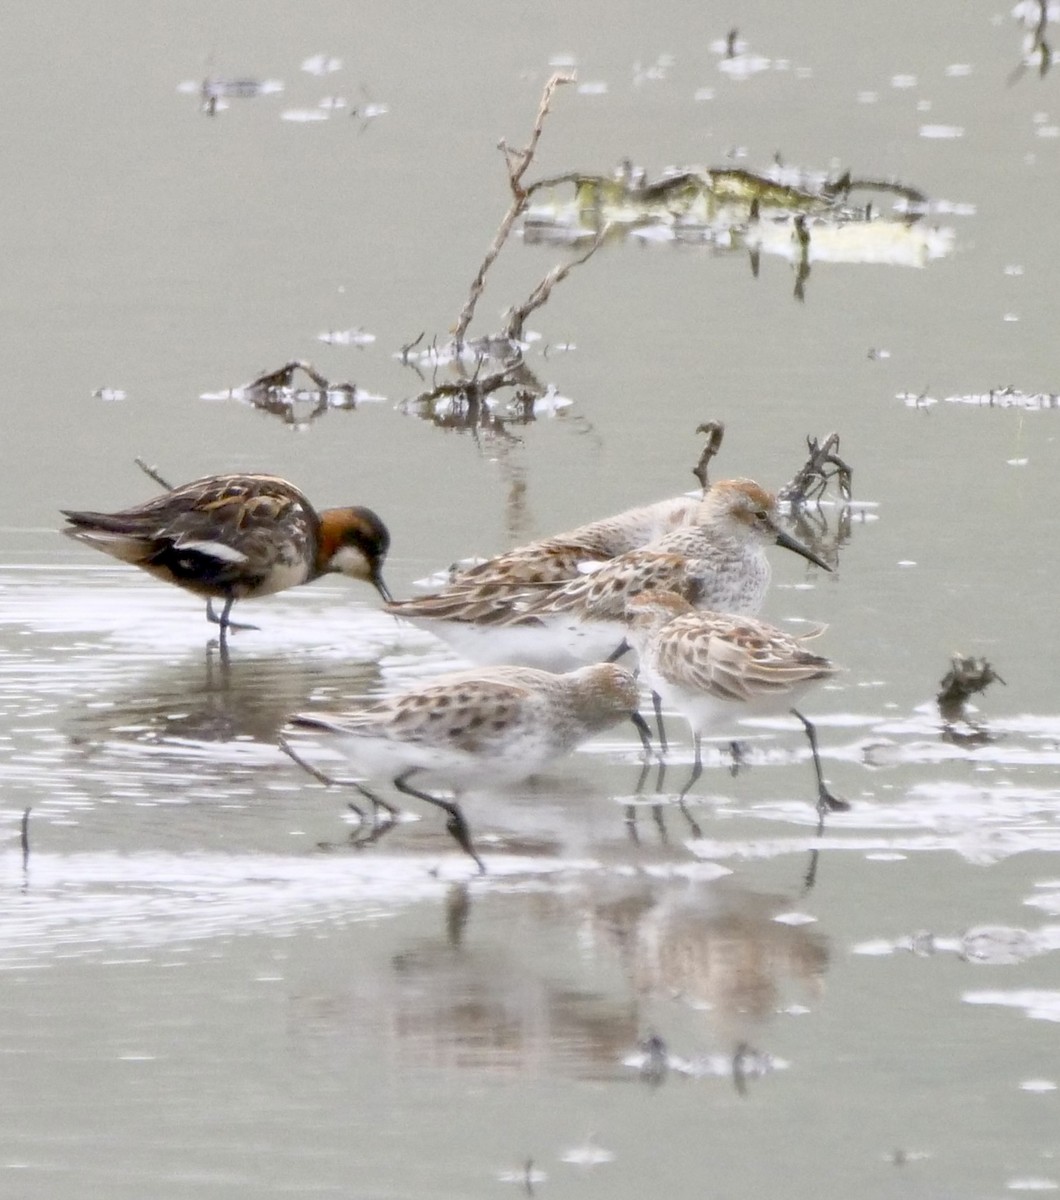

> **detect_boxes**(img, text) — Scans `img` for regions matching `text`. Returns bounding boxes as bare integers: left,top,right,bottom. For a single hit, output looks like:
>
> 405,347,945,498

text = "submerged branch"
779,433,852,506
691,421,725,491
452,71,575,344
1009,0,1052,83
937,655,1005,725
504,226,608,342
20,807,30,873
135,458,174,490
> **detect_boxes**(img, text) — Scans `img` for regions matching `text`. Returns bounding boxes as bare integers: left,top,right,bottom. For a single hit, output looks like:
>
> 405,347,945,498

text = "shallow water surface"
3,2,1060,1197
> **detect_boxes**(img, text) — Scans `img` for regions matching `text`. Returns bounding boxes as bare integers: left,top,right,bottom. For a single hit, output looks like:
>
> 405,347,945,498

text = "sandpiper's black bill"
606,639,631,663
774,529,832,572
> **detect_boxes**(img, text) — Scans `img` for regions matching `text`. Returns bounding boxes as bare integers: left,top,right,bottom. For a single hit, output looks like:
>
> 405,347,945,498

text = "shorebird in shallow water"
440,493,702,590
62,472,392,637
624,590,848,828
386,479,831,672
281,662,650,872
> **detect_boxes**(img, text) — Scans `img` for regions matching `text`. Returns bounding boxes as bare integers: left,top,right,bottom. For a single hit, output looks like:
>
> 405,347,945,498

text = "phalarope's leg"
206,597,259,633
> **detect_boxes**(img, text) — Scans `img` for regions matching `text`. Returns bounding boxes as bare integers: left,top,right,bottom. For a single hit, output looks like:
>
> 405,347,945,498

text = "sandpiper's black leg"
791,709,850,815
394,770,485,873
630,709,654,758
652,691,669,756
626,755,670,845
676,734,704,838
278,735,400,822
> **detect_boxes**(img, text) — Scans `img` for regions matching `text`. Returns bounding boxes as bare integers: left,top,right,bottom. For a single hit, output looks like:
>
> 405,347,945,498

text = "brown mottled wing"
301,673,540,753
385,574,561,625
655,613,836,702
453,538,611,587
63,474,315,540
502,550,706,625
62,474,317,594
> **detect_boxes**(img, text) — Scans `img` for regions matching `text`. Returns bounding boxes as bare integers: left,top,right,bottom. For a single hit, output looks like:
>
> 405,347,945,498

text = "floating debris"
1010,0,1056,82
937,656,1004,715
937,654,1004,742
559,1137,615,1167
281,108,330,123
351,100,389,123
397,74,592,429
717,52,773,79
497,1159,548,1191
92,387,127,402
301,53,343,76
636,1033,669,1086
886,1148,933,1166
178,77,283,116
522,162,954,293
201,360,384,426
318,328,376,347
898,386,1060,410
399,364,572,432
396,333,533,370
632,54,674,85
778,432,852,508
960,925,1039,965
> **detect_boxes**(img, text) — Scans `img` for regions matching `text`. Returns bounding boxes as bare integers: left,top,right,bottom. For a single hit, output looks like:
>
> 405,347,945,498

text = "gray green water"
2,3,1059,1197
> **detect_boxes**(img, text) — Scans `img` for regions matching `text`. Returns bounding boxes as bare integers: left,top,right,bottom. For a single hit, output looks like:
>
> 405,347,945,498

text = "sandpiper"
387,480,830,671
282,662,650,871
624,589,848,822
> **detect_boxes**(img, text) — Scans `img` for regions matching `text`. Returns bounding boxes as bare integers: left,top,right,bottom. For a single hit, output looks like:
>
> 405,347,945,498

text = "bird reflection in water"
587,874,832,1093
289,871,832,1096
67,639,383,753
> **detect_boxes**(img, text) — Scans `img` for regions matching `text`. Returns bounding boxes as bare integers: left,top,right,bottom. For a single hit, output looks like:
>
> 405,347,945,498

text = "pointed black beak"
371,569,394,603
606,639,632,663
775,528,832,572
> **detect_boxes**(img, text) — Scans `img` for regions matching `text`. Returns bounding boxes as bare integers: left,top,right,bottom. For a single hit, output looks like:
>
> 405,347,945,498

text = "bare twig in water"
503,226,609,342
135,458,174,490
937,655,1005,725
1009,0,1052,83
639,1033,669,1087
20,807,30,872
792,214,811,302
248,360,333,392
453,71,575,344
403,363,524,417
692,421,725,491
397,331,426,364
779,432,853,507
